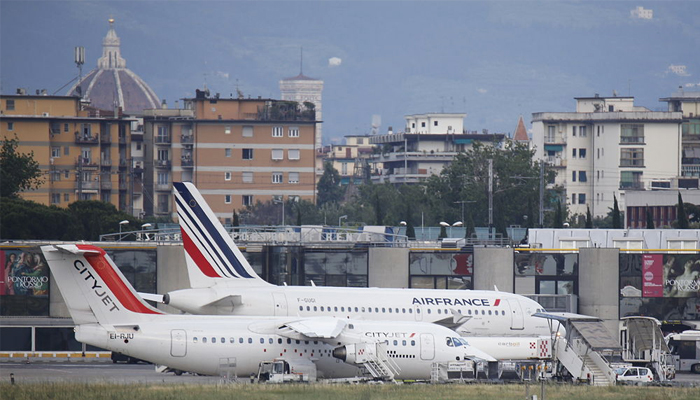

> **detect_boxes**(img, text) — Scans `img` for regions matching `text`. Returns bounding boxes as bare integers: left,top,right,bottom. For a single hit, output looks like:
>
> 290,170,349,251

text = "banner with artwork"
0,249,50,316
641,254,663,297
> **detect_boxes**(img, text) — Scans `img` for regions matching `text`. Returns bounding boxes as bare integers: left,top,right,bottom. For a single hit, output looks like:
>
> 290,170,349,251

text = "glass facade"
409,251,473,289
0,249,50,316
619,253,700,321
514,253,578,295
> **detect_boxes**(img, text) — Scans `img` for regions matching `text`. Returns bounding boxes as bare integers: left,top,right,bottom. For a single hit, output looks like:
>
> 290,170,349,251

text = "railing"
181,135,193,144
155,160,171,168
181,158,193,167
74,133,98,144
100,181,112,190
155,136,171,144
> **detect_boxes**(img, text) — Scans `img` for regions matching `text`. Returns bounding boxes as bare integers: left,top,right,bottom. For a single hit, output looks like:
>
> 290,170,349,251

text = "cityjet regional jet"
158,182,557,360
41,244,493,380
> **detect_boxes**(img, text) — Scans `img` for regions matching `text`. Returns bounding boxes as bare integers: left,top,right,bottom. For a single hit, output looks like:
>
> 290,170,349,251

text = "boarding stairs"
553,319,619,386
620,316,674,381
355,342,400,381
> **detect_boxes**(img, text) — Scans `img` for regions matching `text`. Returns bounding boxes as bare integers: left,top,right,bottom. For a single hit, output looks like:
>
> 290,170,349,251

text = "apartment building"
142,90,317,222
1,93,134,211
531,95,683,219
325,135,378,184
660,89,700,181
369,113,504,184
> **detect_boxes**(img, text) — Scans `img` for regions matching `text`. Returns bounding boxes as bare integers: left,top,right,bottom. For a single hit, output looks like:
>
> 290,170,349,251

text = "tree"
677,192,689,229
68,200,137,241
612,195,622,228
0,135,44,198
585,206,593,228
316,161,343,207
646,207,655,229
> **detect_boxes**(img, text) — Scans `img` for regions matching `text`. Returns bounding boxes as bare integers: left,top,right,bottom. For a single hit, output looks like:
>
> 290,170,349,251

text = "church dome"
68,19,160,115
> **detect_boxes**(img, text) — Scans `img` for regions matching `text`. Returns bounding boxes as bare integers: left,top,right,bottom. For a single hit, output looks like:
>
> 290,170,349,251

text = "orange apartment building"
0,93,134,211
143,90,317,222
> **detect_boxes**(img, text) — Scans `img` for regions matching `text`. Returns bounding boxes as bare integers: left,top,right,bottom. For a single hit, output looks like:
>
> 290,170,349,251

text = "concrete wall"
578,248,620,335
368,247,409,288
473,247,514,292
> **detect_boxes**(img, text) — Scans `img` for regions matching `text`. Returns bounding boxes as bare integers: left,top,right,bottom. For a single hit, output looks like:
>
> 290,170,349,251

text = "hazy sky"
2,1,699,145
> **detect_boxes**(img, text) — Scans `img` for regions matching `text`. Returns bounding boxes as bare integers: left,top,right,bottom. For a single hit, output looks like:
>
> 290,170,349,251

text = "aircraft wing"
281,317,347,339
433,308,472,329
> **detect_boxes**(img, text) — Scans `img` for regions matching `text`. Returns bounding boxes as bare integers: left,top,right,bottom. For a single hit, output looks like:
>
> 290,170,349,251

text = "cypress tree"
678,192,689,229
612,195,622,228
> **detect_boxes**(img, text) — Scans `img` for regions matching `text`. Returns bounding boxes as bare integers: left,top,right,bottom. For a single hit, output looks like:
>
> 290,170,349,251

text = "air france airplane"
41,244,493,380
158,182,557,360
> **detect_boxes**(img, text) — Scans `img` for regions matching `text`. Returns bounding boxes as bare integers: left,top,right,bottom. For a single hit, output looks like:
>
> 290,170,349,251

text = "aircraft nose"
332,346,347,362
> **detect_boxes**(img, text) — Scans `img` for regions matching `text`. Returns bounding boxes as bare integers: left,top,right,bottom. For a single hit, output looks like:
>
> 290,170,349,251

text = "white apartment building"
532,95,683,219
369,113,505,184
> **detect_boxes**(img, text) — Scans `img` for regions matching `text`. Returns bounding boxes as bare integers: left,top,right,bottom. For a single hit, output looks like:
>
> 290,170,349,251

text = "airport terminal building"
2,227,700,354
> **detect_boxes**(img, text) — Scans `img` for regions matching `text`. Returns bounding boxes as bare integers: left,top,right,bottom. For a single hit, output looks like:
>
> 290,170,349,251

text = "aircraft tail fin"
173,181,271,288
40,244,163,326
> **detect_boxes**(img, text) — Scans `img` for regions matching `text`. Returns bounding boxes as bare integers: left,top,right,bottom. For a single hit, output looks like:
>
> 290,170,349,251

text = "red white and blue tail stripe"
173,182,270,288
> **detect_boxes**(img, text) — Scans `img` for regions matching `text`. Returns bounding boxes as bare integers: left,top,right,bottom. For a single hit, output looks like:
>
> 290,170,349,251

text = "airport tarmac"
1,361,700,386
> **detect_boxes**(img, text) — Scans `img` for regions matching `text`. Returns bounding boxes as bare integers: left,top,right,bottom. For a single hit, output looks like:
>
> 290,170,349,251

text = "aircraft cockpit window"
452,337,465,347
446,337,453,347
348,324,354,329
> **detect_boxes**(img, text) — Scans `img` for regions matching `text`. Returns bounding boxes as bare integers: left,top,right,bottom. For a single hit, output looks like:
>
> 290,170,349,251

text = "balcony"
181,157,193,167
100,158,112,167
155,159,171,168
100,181,112,190
100,133,111,143
546,156,567,167
75,132,98,144
75,157,98,170
155,135,171,144
181,135,193,144
78,181,99,190
156,183,171,191
620,181,644,190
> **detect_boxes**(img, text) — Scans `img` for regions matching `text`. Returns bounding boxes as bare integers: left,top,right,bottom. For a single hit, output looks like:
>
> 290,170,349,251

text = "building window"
421,122,426,128
156,126,169,143
225,172,232,181
621,124,645,143
64,123,69,132
272,172,283,184
572,149,577,158
50,122,60,134
620,171,643,189
242,195,253,206
682,119,700,136
157,172,169,185
64,146,70,156
242,171,253,183
579,171,587,182
572,194,577,204
342,163,348,175
157,149,169,162
579,148,586,159
225,126,231,134
572,126,577,136
51,193,60,205
6,99,15,110
242,149,253,160
272,126,283,137
64,170,69,178
434,121,438,126
288,149,300,160
225,148,231,157
64,193,70,202
572,171,577,182
243,126,253,137
225,195,231,204
271,149,284,160
289,127,299,137
546,126,555,142
620,148,644,167
289,172,299,184
7,122,14,131
579,126,587,137
51,147,61,158
578,193,586,204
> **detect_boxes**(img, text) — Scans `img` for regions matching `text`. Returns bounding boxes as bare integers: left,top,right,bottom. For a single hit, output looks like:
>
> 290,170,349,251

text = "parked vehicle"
614,366,654,385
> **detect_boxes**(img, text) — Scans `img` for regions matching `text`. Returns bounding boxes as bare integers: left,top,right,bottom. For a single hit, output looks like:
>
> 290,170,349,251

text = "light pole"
339,215,348,227
141,223,152,241
118,220,129,241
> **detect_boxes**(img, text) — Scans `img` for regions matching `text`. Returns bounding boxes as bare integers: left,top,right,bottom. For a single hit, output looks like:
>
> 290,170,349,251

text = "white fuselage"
164,285,557,360
77,315,470,379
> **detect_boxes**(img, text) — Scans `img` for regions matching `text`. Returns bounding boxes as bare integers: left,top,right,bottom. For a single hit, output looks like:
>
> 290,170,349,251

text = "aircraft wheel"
174,370,183,376
691,364,700,374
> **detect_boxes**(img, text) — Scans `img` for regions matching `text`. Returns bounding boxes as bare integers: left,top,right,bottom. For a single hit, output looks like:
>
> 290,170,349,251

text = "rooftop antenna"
299,46,303,75
74,46,85,97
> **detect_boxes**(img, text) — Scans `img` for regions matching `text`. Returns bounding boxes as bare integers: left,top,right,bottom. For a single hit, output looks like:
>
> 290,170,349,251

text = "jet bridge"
535,312,621,386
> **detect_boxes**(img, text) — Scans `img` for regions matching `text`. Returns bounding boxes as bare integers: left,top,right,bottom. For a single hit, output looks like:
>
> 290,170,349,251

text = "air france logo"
73,260,119,311
412,297,499,307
